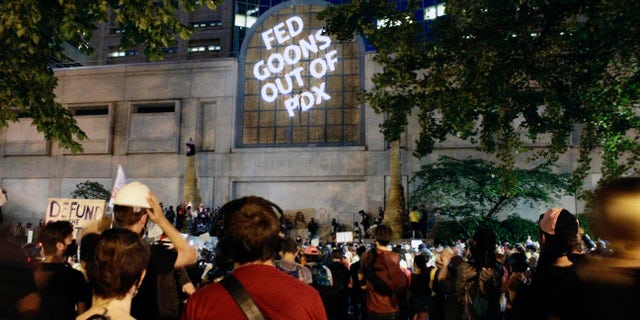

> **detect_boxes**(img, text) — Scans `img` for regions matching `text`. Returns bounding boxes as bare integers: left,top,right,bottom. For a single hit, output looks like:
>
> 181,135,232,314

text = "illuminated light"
310,58,328,78
298,34,319,58
235,14,257,28
311,83,330,105
299,92,315,111
325,50,338,71
315,29,332,50
283,45,302,65
425,3,446,20
279,67,305,94
261,16,304,50
250,14,341,118
267,54,286,73
285,95,300,117
261,83,279,102
309,50,338,79
254,61,270,80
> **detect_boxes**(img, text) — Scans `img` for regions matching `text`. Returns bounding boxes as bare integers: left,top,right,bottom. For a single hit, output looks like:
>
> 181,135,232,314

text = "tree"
0,0,221,153
319,0,433,237
417,0,640,196
71,180,111,200
410,156,569,219
321,0,640,201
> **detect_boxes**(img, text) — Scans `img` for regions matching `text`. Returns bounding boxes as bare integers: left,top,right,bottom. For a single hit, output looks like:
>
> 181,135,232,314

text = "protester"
456,226,503,320
112,181,197,320
181,196,327,319
275,237,312,284
514,208,583,320
349,245,367,320
75,233,101,281
0,221,40,320
409,206,422,238
359,224,409,320
304,245,336,318
327,249,351,320
35,220,91,320
77,228,150,320
431,246,463,320
410,254,433,320
0,187,6,225
576,177,640,320
308,218,320,239
502,252,531,320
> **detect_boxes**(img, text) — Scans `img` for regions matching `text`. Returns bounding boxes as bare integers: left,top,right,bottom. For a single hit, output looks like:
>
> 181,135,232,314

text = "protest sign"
45,198,106,238
336,231,353,243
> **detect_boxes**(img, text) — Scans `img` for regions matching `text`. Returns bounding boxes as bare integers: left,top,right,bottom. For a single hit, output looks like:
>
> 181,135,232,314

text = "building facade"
0,0,588,234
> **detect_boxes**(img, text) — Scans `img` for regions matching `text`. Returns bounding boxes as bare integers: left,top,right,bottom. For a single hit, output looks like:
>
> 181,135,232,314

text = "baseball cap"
539,208,578,235
304,246,319,255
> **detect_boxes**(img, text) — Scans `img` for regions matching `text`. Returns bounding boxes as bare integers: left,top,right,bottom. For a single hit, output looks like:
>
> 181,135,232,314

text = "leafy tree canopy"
320,0,640,196
432,214,538,246
70,180,111,200
410,156,568,219
0,0,221,153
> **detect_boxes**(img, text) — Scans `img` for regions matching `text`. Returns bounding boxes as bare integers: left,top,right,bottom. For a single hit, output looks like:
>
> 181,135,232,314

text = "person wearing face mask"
34,220,92,320
111,181,197,320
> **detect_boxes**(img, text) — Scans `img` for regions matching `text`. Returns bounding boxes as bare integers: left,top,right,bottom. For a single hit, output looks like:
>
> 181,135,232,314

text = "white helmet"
113,181,151,209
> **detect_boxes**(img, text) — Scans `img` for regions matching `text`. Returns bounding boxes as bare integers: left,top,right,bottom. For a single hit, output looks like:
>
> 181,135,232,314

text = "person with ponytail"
455,226,503,320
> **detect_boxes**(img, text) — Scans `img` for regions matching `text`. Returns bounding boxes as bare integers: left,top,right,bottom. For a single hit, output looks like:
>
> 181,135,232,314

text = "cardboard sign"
336,231,353,243
45,198,106,238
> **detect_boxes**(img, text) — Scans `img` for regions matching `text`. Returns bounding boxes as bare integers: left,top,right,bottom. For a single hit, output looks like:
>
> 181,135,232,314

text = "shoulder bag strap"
220,274,266,320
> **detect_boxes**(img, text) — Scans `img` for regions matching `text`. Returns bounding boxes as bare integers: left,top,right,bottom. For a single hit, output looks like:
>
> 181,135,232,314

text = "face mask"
65,239,78,258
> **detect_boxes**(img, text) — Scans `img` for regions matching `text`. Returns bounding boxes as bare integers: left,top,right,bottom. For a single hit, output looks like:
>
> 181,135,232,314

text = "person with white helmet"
111,181,197,320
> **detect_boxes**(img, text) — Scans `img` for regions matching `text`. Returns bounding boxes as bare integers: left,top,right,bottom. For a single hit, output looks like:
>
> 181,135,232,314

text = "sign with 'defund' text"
45,198,106,238
252,15,339,117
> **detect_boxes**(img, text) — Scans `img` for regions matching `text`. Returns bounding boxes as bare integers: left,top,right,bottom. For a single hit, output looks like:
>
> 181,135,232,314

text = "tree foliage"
410,156,568,219
320,0,640,197
70,180,110,200
0,0,221,152
421,0,640,196
433,215,538,246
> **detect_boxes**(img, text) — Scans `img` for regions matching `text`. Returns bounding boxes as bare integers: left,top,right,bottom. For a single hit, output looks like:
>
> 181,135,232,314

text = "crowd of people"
2,177,640,319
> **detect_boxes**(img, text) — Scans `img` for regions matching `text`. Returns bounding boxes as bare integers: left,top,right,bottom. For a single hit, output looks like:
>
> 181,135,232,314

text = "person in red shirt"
181,196,327,320
358,225,409,320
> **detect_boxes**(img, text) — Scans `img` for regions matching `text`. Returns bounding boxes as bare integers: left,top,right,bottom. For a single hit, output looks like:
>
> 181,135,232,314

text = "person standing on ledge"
186,137,196,157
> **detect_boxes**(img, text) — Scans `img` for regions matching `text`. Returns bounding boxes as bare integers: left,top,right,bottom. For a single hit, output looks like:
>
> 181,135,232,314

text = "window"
108,48,138,58
188,39,221,53
425,3,446,20
67,105,112,154
133,103,175,113
192,20,222,28
74,107,109,116
238,4,363,147
127,101,180,153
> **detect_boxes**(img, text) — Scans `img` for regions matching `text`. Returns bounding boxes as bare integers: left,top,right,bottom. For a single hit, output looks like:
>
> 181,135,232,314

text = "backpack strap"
296,263,305,283
220,274,266,320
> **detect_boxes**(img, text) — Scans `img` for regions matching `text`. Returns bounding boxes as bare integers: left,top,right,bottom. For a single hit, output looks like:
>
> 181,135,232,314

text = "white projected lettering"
253,15,339,117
